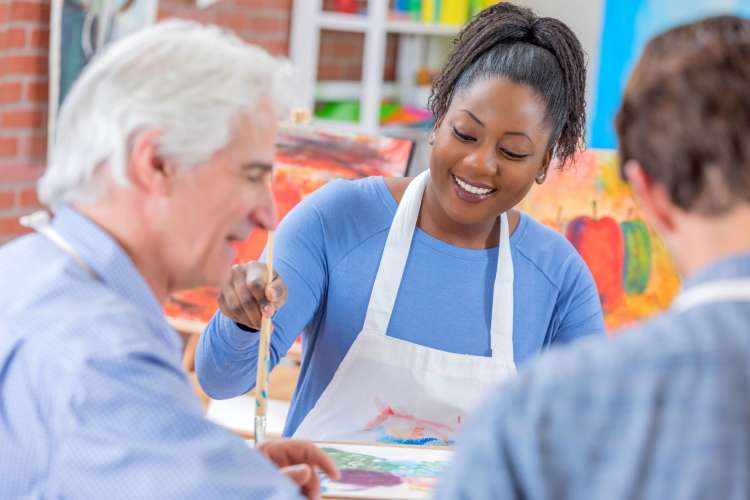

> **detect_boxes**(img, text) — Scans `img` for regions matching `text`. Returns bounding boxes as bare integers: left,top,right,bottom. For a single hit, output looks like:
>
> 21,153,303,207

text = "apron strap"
362,171,428,334
489,212,514,360
362,170,516,366
20,210,100,281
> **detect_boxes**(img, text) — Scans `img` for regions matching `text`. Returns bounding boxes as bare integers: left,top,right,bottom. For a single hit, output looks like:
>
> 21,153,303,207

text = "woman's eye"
500,148,529,160
452,126,476,142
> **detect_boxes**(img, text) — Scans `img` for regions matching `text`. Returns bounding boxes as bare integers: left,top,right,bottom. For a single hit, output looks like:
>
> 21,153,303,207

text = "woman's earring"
428,131,436,145
535,172,546,184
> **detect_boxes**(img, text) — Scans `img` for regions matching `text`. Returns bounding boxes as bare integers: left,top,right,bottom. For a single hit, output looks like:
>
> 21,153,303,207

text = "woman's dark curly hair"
428,2,587,167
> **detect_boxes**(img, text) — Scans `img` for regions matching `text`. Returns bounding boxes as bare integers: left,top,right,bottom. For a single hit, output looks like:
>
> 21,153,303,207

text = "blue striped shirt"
0,207,300,499
437,253,750,500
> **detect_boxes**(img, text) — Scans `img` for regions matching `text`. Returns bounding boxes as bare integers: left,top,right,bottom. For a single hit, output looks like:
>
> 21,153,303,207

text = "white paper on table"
207,395,289,437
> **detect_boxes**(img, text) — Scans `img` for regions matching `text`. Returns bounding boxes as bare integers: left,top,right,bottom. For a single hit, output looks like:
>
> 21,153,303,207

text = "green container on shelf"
314,101,403,124
315,101,360,122
409,0,421,21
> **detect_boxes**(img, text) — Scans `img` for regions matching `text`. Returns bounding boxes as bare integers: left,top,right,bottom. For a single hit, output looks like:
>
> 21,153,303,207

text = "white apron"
293,170,517,445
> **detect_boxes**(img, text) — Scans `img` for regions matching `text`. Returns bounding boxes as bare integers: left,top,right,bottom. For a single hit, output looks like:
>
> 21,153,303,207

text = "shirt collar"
51,205,179,349
682,251,750,290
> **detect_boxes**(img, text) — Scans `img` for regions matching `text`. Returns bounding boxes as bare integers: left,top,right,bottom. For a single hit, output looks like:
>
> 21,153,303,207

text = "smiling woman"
196,2,605,446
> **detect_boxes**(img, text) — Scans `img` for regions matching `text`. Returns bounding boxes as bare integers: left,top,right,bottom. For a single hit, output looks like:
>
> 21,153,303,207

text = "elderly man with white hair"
0,20,337,499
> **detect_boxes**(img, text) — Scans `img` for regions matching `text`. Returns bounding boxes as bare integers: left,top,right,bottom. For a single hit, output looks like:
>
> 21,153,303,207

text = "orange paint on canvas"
164,128,413,325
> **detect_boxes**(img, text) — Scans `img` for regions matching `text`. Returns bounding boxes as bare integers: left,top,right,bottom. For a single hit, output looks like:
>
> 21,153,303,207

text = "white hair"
39,20,292,208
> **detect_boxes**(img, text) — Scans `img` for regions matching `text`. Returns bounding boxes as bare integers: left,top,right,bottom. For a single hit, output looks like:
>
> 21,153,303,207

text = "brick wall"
318,30,398,81
158,0,293,55
0,0,49,244
0,0,387,244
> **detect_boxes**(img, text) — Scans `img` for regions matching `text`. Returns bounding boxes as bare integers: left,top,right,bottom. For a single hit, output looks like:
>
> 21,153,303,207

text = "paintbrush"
253,108,309,445
254,230,274,446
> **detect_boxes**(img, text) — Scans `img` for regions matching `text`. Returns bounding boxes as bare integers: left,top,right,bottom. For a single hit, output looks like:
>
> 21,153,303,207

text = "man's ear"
624,159,677,233
128,129,175,195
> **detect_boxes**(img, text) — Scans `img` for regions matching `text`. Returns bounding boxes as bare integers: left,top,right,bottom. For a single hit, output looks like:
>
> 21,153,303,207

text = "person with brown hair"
436,14,750,500
196,2,604,446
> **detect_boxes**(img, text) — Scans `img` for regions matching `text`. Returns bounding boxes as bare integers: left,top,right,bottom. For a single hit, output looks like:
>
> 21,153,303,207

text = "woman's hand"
218,262,288,330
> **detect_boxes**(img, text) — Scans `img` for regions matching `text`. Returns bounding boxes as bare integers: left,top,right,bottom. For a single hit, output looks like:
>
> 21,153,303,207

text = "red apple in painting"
566,202,625,312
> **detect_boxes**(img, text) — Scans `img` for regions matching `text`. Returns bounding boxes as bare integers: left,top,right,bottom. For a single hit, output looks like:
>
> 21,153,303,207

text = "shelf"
315,81,399,101
318,11,461,37
312,117,368,135
313,117,430,142
318,12,368,32
386,20,461,36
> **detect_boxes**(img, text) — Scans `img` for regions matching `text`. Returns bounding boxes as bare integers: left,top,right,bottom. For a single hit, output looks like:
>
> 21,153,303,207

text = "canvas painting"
164,127,413,325
316,442,452,500
591,0,750,148
518,149,681,332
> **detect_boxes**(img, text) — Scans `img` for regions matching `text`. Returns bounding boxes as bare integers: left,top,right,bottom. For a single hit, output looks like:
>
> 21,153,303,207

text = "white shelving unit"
289,0,459,138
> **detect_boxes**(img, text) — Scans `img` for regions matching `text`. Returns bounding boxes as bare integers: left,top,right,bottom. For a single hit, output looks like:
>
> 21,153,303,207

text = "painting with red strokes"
163,127,413,325
362,400,457,446
518,149,681,332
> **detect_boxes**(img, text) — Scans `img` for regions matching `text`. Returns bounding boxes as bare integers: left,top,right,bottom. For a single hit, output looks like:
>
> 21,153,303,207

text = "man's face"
164,106,277,292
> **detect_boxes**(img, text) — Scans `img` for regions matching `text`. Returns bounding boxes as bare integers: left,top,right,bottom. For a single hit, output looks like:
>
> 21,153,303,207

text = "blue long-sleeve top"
196,176,605,436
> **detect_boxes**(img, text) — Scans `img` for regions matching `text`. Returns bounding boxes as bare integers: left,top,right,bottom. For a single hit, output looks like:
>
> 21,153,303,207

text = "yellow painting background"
518,150,681,332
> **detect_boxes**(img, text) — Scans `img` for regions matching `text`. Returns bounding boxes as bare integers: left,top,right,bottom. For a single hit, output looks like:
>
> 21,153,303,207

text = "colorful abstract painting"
163,127,413,325
317,442,452,500
518,149,681,332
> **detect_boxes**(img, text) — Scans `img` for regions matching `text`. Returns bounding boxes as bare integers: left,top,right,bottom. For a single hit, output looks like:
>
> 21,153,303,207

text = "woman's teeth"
453,175,495,195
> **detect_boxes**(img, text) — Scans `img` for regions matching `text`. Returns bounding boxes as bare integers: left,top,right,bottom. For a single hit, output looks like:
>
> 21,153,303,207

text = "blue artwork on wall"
591,0,750,149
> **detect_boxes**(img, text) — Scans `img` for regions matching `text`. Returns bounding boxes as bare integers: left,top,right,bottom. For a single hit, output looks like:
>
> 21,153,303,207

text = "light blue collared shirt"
0,207,300,499
437,252,750,500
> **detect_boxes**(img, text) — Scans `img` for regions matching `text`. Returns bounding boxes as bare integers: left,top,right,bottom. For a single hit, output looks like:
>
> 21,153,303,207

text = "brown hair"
428,2,587,167
615,16,750,214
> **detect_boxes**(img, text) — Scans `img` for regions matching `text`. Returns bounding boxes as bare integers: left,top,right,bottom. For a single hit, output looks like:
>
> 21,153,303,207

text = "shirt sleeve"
51,336,302,500
552,252,606,343
196,192,329,399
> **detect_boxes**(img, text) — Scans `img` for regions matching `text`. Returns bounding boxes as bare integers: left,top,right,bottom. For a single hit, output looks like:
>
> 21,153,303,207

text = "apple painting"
566,201,625,312
540,206,566,234
621,216,652,294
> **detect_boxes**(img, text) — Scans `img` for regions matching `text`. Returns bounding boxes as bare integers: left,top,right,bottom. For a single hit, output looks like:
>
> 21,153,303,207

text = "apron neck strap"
20,210,100,281
361,171,515,363
361,171,428,335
